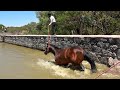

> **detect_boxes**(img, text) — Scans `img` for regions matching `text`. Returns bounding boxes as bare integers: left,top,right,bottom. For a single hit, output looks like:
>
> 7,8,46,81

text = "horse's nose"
44,51,46,54
44,51,47,55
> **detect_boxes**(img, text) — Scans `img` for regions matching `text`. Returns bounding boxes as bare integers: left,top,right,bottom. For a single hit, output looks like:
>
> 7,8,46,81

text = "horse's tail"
83,50,97,73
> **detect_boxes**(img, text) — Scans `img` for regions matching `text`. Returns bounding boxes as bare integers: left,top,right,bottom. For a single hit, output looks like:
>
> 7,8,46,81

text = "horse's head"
44,43,50,55
44,43,60,55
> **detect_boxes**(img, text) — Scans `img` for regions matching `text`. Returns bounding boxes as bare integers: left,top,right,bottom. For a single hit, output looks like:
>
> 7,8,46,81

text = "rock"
109,38,116,45
100,38,108,42
92,45,101,52
108,57,114,66
99,57,109,66
112,52,117,59
104,43,110,49
97,41,104,48
116,38,120,48
108,57,120,67
110,45,118,52
102,49,108,56
117,49,120,60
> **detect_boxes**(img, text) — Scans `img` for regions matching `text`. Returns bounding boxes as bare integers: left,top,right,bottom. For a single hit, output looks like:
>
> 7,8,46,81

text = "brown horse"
44,43,97,73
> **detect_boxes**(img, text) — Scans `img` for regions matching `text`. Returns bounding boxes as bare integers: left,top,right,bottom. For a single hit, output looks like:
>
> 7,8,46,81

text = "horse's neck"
50,46,58,56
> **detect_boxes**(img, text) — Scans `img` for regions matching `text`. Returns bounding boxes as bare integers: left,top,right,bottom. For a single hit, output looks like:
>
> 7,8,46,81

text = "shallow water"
0,42,120,79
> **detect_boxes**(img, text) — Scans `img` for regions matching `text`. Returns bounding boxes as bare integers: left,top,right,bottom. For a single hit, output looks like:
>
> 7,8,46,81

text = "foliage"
6,22,38,35
0,24,5,32
35,11,120,35
1,11,120,35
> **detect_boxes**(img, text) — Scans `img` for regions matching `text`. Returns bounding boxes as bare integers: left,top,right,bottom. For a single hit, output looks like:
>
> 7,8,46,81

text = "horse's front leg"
79,63,85,71
66,63,72,68
74,63,85,71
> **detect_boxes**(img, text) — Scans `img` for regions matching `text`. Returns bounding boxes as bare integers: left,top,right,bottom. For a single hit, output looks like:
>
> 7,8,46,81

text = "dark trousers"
51,22,57,35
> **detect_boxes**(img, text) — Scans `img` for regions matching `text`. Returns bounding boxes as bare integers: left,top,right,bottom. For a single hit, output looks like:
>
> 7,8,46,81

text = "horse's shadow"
48,61,85,71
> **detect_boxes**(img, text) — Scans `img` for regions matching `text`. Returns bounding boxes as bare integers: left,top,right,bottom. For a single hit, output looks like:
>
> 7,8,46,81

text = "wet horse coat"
55,47,84,65
44,44,97,73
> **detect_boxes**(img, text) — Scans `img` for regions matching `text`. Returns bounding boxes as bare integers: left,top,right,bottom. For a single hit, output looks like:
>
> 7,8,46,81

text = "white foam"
36,59,120,79
36,59,87,79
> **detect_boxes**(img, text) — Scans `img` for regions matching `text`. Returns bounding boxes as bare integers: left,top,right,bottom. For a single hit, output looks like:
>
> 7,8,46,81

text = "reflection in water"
0,42,120,79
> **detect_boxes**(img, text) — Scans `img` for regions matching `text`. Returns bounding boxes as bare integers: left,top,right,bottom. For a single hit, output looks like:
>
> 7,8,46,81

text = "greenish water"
0,42,119,79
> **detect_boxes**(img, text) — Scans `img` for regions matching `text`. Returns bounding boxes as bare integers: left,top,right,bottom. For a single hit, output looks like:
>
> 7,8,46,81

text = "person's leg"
51,23,54,35
52,22,57,35
54,22,57,35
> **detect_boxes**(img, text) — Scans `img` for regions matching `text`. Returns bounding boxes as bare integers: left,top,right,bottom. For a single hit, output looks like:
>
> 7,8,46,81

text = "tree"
0,24,6,33
35,11,120,35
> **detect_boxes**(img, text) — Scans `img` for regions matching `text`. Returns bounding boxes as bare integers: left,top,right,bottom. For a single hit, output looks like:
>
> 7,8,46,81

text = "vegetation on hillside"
35,11,120,35
1,11,120,35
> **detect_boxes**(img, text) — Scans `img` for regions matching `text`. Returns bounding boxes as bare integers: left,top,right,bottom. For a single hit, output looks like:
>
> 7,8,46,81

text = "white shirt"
49,15,56,25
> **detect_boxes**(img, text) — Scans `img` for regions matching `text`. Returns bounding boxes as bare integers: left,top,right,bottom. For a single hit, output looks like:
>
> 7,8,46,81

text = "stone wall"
1,35,120,66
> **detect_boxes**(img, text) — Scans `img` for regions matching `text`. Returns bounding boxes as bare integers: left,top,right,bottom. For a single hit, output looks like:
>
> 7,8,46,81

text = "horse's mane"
49,44,60,49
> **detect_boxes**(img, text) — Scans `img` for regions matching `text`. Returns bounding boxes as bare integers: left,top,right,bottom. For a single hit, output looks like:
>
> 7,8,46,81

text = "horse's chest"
55,58,69,65
55,51,70,65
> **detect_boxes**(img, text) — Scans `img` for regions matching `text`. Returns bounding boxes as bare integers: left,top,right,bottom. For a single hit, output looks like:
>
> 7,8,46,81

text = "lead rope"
95,61,120,79
48,25,57,47
48,25,51,48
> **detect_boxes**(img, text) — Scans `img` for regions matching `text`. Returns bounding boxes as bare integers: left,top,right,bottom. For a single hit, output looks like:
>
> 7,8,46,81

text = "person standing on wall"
48,13,57,35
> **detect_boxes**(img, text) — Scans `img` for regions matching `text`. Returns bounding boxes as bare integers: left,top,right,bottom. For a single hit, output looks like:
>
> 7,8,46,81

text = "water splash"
36,59,93,79
36,59,120,79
